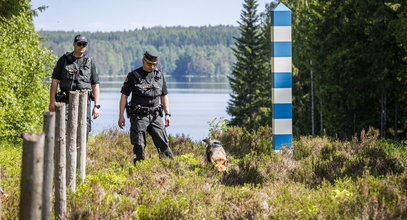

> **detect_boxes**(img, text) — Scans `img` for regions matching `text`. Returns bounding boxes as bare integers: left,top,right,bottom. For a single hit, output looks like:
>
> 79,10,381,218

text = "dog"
203,138,228,172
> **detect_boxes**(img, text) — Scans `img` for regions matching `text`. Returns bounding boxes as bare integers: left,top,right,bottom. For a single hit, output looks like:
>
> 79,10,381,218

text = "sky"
30,0,273,32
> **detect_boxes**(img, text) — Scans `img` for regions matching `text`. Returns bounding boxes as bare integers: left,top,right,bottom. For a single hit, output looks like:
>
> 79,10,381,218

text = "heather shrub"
290,128,406,187
222,152,282,186
168,135,199,156
1,127,406,219
216,126,273,156
0,143,22,219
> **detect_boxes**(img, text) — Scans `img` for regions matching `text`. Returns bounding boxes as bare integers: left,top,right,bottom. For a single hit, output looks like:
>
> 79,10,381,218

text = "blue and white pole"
271,3,292,150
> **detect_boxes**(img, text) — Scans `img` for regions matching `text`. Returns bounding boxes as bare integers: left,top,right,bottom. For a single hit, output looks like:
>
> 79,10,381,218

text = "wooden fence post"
42,112,55,220
54,103,66,219
67,91,79,192
20,132,45,220
77,91,88,183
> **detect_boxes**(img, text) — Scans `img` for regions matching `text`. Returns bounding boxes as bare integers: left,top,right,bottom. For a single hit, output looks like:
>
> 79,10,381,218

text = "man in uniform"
49,34,100,134
118,51,174,164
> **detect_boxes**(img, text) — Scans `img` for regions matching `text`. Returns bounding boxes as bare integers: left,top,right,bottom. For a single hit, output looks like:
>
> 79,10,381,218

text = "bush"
1,128,406,219
0,4,55,141
216,126,273,156
290,128,406,187
0,142,22,219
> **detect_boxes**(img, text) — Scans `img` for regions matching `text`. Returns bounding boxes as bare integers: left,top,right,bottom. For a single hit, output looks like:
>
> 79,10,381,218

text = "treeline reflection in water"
92,79,231,141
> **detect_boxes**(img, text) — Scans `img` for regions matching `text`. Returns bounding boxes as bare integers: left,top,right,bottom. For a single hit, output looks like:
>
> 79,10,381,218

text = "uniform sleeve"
90,60,100,85
120,72,133,96
161,74,168,96
51,56,65,80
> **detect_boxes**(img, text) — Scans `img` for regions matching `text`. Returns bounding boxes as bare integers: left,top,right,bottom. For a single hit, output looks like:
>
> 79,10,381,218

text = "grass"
1,127,406,219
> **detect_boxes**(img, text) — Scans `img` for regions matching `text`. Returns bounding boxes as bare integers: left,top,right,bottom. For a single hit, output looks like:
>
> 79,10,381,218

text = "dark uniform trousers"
130,112,173,162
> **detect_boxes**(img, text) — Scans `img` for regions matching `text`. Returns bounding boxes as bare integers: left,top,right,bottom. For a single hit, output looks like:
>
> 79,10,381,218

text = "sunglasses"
77,42,87,47
144,58,157,66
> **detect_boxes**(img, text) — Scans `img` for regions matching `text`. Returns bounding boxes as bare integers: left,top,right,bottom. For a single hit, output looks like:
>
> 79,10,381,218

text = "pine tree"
227,0,270,130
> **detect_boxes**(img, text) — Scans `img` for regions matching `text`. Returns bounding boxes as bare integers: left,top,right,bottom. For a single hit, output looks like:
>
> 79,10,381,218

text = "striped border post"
271,3,292,150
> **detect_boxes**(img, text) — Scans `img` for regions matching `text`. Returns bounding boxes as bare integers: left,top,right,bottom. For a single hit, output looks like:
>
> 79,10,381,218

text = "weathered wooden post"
77,91,88,183
271,3,293,150
67,91,79,191
42,112,55,220
54,103,66,219
20,132,45,220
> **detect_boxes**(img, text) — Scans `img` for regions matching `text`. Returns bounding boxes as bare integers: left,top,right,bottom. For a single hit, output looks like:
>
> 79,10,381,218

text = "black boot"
161,148,174,159
133,145,145,164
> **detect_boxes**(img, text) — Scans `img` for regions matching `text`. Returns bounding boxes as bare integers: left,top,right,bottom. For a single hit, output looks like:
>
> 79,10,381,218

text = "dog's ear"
202,138,210,145
212,140,221,145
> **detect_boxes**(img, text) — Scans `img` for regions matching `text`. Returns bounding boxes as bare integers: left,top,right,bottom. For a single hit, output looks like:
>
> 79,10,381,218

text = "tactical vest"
132,69,163,98
59,52,92,92
130,68,164,107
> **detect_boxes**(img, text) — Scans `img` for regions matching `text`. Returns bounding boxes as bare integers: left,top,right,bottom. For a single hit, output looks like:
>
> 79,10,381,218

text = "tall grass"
0,127,406,219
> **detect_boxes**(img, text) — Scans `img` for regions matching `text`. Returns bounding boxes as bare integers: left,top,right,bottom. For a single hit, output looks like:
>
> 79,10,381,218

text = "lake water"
92,79,231,141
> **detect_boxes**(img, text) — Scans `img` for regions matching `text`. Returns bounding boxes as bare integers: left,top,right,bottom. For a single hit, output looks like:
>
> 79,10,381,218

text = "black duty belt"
126,103,163,118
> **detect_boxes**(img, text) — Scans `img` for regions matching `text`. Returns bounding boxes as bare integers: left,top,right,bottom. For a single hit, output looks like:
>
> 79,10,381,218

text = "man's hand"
49,79,59,113
165,115,171,127
48,103,55,112
92,107,100,119
118,116,125,129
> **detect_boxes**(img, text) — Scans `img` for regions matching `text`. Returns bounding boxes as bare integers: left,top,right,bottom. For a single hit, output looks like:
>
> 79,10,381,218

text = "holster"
55,91,68,103
125,102,132,118
126,103,163,119
56,90,93,103
88,90,94,101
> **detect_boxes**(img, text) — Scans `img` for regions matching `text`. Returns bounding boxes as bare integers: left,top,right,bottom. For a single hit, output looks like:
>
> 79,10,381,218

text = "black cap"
143,51,158,62
74,34,88,43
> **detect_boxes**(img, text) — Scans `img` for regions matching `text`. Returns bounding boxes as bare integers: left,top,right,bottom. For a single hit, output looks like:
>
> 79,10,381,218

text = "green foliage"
217,126,274,156
287,0,407,138
221,152,282,186
0,0,31,19
0,1,55,141
0,142,22,219
227,0,272,131
290,128,406,187
136,196,190,219
207,116,229,139
389,2,407,137
38,26,238,78
1,129,406,219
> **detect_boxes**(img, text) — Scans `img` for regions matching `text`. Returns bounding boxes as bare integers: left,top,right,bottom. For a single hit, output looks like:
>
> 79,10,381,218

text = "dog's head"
214,159,228,172
202,138,221,146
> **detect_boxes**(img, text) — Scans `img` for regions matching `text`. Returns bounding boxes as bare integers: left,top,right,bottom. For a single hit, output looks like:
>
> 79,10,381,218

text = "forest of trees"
288,0,407,139
38,26,239,79
228,0,407,139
